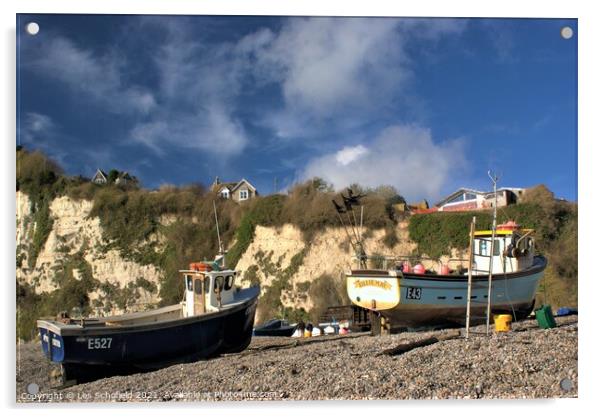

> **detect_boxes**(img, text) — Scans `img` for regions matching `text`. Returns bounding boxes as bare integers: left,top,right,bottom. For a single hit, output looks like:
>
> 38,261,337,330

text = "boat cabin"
180,260,238,317
472,221,535,275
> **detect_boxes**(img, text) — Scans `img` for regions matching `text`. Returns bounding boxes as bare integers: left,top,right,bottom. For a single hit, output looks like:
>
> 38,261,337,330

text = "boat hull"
346,256,546,328
38,288,259,381
253,326,296,337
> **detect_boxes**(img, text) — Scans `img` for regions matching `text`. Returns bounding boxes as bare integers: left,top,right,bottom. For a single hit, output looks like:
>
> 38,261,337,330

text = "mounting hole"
560,26,573,40
26,22,40,36
560,378,573,391
26,382,40,395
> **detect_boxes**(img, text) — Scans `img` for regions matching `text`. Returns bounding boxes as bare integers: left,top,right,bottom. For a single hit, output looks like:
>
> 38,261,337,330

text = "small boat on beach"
253,319,297,337
37,255,259,383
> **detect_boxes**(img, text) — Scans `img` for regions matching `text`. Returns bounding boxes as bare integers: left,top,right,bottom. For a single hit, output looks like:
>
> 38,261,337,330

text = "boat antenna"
213,200,224,259
332,191,367,268
485,170,499,335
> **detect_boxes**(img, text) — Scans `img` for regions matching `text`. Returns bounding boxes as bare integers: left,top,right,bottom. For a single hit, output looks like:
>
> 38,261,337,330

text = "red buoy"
413,263,426,274
403,261,411,273
440,264,450,275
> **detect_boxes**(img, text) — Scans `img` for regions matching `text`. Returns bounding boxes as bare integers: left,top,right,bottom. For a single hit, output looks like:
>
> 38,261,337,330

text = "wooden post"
465,216,476,339
486,171,499,336
370,310,381,336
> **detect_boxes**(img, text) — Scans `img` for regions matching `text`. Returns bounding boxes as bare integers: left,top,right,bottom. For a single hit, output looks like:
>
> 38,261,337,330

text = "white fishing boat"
346,221,545,328
334,176,546,330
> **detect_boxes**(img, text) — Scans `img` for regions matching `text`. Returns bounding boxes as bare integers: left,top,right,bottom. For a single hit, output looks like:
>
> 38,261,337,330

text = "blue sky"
16,15,577,202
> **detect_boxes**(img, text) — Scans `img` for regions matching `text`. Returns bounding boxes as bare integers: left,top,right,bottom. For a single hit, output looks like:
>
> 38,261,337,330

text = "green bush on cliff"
407,185,577,308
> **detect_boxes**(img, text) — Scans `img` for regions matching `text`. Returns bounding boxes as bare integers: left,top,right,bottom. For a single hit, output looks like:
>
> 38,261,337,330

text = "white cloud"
125,18,250,157
21,112,54,141
130,104,247,157
25,37,156,114
301,125,466,201
19,112,71,168
21,17,468,161
248,17,467,138
335,145,368,166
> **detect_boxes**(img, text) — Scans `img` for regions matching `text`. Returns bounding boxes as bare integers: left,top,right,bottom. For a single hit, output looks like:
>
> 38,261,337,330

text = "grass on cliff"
408,185,577,309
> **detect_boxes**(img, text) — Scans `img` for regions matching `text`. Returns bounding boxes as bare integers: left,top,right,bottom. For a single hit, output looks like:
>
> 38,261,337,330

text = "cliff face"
16,191,468,320
16,192,163,314
236,224,401,313
234,223,468,315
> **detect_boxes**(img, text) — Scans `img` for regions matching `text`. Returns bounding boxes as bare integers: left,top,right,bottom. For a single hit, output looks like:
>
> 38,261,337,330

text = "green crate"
535,304,557,329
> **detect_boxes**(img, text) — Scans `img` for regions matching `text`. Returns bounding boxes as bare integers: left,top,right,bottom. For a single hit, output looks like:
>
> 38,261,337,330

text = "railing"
359,254,469,273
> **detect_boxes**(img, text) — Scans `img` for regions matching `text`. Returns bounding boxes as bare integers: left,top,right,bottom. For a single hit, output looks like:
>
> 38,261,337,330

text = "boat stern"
346,270,401,311
37,322,65,363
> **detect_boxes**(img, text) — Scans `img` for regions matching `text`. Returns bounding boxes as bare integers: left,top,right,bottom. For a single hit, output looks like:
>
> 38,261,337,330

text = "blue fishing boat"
37,256,259,383
253,319,297,337
346,221,546,328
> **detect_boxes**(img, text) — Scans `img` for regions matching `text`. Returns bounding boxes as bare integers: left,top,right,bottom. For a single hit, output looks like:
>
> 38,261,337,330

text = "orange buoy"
190,262,212,272
413,263,425,274
403,261,411,273
497,220,520,231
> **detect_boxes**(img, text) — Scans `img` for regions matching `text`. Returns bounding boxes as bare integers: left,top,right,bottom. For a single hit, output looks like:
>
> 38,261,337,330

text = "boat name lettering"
87,337,112,350
353,279,392,291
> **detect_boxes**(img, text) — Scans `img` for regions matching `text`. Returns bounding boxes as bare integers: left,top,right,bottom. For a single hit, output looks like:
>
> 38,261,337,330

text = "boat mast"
485,171,499,335
213,200,224,267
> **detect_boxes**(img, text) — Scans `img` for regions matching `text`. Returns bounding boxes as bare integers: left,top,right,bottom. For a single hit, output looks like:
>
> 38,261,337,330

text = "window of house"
447,194,464,204
239,189,249,200
220,189,229,199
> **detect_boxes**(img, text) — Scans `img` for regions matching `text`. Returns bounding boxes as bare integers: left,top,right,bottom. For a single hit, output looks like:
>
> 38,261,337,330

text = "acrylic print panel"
16,14,577,402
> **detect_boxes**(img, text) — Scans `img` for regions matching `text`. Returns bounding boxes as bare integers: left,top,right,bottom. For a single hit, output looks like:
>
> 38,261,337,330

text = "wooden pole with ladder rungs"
485,171,499,336
465,216,476,339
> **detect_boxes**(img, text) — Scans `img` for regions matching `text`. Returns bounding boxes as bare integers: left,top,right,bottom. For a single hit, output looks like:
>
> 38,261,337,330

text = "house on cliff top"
434,187,525,212
211,177,258,203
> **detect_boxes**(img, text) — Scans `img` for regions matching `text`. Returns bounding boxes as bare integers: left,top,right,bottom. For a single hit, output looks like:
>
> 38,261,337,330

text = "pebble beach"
16,315,577,402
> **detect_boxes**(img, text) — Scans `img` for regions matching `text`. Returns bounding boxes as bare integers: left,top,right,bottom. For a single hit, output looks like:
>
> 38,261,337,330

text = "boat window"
476,238,500,256
204,276,210,294
214,276,224,293
186,275,193,292
465,193,476,201
224,275,234,291
478,239,487,256
493,240,500,256
194,278,202,295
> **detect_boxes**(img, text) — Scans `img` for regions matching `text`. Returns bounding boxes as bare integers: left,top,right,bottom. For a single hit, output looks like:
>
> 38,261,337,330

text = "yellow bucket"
494,314,512,332
304,329,312,338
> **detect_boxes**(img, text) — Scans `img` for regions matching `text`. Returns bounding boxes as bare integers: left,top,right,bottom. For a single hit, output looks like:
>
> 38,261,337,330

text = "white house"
435,187,525,212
